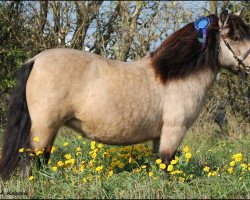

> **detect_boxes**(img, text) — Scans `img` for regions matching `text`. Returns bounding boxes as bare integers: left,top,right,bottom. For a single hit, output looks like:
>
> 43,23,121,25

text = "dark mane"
227,14,250,41
150,14,219,83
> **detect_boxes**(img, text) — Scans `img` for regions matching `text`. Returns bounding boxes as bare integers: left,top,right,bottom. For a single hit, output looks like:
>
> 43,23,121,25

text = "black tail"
0,60,34,179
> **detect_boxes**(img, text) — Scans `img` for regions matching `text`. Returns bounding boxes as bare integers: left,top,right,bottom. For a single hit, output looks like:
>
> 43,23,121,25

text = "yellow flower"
156,159,162,165
230,161,236,167
134,168,141,173
170,159,177,165
76,152,82,156
28,176,34,181
97,144,103,149
78,135,83,140
65,159,75,165
82,178,87,183
167,164,173,172
76,147,81,152
240,163,247,171
141,165,147,169
82,141,86,145
64,154,72,160
57,161,64,167
228,167,234,174
63,142,69,146
128,157,133,163
34,149,44,156
159,163,166,170
117,161,124,169
19,148,24,153
208,172,212,177
183,146,190,153
51,166,58,171
33,136,39,142
179,177,185,183
80,165,85,172
96,166,103,173
107,170,113,178
51,146,56,153
91,141,96,146
148,172,153,177
203,166,210,172
185,152,192,161
231,153,243,162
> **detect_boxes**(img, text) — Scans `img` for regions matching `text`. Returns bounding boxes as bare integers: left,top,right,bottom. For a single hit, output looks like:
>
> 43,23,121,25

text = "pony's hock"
0,10,249,179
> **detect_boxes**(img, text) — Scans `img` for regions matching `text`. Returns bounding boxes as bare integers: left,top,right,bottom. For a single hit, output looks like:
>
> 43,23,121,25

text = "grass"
0,122,250,199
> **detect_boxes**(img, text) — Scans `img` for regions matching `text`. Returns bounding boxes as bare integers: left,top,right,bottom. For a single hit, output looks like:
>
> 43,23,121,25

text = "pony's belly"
82,120,160,145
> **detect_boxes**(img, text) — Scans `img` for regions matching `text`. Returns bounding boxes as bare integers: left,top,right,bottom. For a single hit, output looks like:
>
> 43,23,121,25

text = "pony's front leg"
159,126,187,164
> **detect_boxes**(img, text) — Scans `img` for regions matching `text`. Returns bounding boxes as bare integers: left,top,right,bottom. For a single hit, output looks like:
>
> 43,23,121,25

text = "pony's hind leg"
20,122,60,178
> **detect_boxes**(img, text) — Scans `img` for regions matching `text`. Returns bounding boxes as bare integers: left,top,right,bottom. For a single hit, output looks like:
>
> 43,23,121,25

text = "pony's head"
150,11,249,83
218,10,250,75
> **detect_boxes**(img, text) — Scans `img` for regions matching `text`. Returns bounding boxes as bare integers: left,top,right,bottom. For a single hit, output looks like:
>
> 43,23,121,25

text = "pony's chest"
163,82,207,127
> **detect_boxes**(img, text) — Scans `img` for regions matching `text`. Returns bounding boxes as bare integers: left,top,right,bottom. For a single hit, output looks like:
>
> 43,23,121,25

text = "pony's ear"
219,10,229,28
234,9,244,17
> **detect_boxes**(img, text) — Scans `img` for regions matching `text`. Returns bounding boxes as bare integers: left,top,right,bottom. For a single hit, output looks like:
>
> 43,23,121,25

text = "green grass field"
0,121,250,199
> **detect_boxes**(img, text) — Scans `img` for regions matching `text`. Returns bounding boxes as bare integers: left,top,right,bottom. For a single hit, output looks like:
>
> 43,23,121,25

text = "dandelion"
208,172,212,177
159,163,166,170
82,178,87,183
167,164,174,172
63,142,69,147
65,159,75,166
28,176,34,181
76,147,81,152
91,141,96,146
230,161,236,167
185,152,192,161
107,170,113,178
228,167,234,174
134,168,141,173
76,152,82,156
231,153,243,162
127,157,132,163
96,166,103,173
170,159,178,165
80,165,85,173
156,159,162,164
51,166,58,172
33,136,39,142
64,154,72,160
141,165,147,169
57,161,64,167
78,135,83,140
19,148,24,153
148,172,153,177
203,166,210,172
240,163,247,171
34,149,44,156
97,144,103,149
51,146,56,153
183,146,190,153
179,177,185,183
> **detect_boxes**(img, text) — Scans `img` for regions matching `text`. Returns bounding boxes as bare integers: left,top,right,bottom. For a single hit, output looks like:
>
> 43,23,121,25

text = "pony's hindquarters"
0,61,34,180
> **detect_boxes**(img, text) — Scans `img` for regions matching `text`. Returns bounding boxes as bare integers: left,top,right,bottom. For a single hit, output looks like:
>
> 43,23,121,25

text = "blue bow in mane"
194,16,210,48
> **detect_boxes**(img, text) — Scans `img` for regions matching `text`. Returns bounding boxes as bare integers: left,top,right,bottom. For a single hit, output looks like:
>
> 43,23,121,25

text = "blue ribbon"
194,17,210,48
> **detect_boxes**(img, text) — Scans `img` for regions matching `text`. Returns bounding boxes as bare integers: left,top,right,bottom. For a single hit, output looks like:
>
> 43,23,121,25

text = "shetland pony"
0,10,249,179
